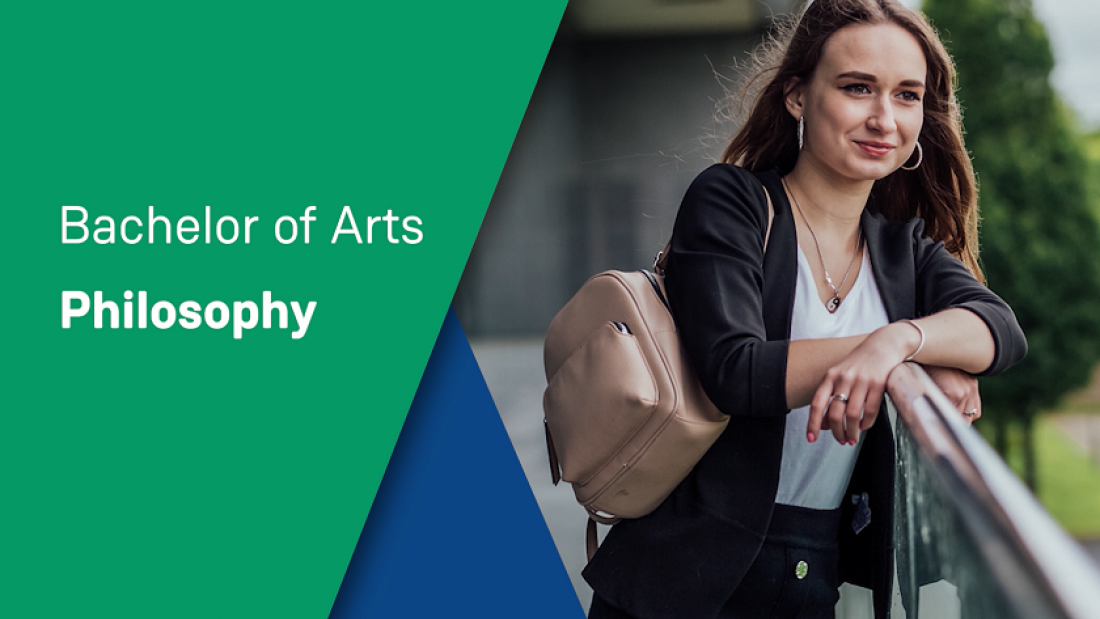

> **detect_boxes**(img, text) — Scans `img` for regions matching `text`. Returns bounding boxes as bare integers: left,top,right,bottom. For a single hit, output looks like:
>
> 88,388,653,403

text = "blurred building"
455,0,798,336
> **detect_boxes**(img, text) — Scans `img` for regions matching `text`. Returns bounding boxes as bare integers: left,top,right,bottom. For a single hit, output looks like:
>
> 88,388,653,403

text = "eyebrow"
837,71,925,89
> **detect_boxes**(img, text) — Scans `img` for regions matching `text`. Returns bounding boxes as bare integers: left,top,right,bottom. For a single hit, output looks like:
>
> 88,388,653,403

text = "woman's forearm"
784,308,995,410
786,335,866,409
904,308,995,373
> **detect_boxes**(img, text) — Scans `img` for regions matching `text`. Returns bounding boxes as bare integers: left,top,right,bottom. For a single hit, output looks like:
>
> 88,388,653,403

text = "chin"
839,162,893,182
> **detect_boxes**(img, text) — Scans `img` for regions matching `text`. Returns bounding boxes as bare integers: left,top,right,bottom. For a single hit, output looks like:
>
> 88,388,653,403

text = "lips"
855,141,895,157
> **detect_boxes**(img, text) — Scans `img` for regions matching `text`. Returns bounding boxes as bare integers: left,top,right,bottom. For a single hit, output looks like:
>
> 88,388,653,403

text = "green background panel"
0,1,566,617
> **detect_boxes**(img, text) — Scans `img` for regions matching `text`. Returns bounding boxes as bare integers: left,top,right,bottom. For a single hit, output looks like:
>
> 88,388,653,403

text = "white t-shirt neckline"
775,244,890,510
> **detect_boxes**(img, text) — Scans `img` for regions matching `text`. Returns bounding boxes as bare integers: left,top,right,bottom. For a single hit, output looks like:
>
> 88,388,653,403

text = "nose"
867,95,897,135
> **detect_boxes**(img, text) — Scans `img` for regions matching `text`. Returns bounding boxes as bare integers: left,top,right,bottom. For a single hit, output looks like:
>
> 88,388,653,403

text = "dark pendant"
827,296,841,313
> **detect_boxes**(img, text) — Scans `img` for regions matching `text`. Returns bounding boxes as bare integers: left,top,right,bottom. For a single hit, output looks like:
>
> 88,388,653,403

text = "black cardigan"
582,165,1027,619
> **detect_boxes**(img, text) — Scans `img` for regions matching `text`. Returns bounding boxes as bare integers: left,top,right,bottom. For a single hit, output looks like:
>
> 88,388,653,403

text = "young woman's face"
788,23,927,182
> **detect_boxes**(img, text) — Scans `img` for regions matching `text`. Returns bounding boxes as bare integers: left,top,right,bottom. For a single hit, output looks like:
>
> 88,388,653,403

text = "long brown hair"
723,0,983,281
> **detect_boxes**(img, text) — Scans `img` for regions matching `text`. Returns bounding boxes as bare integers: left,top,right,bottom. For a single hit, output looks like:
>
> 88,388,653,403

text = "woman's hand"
924,365,981,425
806,322,920,445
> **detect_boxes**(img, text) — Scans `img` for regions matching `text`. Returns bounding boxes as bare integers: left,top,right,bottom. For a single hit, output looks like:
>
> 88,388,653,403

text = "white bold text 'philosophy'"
62,291,316,339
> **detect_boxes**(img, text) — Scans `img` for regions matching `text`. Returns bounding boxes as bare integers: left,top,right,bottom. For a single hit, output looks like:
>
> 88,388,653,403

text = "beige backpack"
542,184,773,560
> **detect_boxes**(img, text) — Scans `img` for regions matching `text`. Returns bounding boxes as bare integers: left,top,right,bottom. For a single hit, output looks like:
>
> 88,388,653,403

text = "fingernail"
807,432,815,443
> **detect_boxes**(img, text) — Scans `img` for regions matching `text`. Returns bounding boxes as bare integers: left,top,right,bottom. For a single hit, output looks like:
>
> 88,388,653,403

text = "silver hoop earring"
798,116,804,151
901,141,923,171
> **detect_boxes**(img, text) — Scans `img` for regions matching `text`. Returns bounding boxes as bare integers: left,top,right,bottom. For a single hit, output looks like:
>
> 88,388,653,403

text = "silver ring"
963,409,978,417
830,394,849,404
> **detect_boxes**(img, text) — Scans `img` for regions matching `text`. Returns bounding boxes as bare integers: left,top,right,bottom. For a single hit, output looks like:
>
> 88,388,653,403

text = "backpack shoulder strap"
654,177,774,275
762,182,775,251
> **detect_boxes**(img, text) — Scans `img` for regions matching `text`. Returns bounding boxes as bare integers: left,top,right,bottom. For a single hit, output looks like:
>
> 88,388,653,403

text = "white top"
774,244,890,509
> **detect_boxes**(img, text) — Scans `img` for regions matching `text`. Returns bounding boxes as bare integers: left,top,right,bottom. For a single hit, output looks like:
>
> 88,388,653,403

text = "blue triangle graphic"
330,307,584,618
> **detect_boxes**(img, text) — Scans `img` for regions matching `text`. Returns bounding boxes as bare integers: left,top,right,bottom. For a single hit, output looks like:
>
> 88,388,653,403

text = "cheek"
809,106,855,145
813,99,866,139
899,109,925,139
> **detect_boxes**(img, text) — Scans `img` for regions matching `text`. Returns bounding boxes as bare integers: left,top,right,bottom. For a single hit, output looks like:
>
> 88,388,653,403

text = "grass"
998,415,1100,539
1035,418,1100,539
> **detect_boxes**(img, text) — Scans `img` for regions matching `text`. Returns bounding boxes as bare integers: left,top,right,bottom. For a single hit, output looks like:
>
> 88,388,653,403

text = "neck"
784,158,872,234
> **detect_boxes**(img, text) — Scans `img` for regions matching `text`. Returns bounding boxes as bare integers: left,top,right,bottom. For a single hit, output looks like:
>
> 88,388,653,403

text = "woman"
583,1,1027,618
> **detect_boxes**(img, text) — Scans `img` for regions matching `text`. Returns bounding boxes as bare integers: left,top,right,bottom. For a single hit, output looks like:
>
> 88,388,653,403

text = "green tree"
1084,129,1100,218
923,0,1100,489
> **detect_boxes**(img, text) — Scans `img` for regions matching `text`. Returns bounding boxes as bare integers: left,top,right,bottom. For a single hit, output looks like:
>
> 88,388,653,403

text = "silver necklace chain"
782,176,862,313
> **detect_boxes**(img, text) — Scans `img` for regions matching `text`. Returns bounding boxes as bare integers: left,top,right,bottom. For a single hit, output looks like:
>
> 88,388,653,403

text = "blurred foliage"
1084,129,1100,219
924,0,1100,488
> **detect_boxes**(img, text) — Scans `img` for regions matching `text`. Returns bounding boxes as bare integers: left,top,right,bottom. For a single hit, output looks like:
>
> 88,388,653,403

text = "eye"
841,83,871,95
898,90,922,102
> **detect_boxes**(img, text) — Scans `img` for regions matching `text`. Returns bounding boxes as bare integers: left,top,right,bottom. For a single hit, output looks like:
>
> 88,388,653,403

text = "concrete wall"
455,21,768,335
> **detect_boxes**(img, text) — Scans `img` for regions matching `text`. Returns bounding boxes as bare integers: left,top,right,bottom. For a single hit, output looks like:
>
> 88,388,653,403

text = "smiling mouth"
855,141,895,157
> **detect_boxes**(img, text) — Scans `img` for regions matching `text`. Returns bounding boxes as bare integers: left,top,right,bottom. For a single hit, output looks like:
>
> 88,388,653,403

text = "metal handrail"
887,363,1100,619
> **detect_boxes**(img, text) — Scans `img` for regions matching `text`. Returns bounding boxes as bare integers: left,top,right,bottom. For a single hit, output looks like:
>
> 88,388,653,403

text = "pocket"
543,322,659,485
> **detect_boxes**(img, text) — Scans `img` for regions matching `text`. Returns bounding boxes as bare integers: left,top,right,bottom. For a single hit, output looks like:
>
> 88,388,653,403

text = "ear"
783,78,805,121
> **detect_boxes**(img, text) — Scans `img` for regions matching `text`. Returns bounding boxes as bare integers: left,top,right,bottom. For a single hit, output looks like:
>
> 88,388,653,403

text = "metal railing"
886,363,1100,619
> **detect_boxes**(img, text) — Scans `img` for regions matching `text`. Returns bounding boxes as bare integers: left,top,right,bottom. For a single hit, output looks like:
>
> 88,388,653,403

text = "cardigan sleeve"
664,164,790,418
911,219,1028,376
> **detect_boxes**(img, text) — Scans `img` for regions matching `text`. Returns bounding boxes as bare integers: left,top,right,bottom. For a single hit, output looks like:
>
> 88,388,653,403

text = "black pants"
589,504,841,619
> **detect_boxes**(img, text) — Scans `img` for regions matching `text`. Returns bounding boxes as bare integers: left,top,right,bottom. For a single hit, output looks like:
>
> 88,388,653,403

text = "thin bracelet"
900,319,925,362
